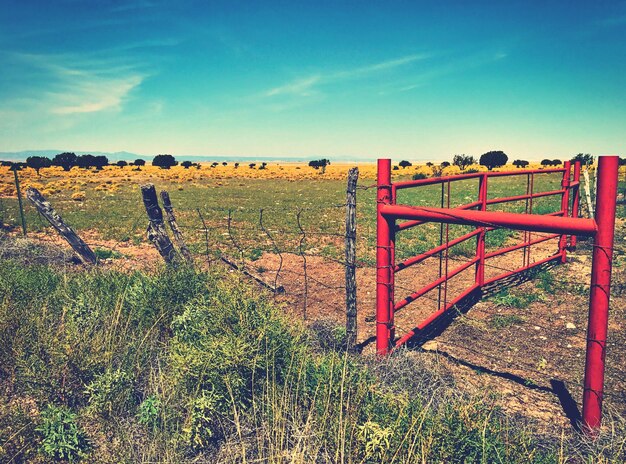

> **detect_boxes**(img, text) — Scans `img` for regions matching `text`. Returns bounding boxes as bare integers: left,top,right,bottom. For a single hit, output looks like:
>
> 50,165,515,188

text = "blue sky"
0,0,624,161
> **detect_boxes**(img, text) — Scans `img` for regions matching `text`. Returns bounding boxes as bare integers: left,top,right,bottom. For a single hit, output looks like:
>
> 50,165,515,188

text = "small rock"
540,336,547,340
421,340,439,351
567,344,572,348
566,322,576,329
534,326,541,331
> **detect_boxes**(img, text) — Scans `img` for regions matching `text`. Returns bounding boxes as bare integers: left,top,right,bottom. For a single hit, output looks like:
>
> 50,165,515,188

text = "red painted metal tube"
394,283,481,348
376,159,393,355
582,155,619,431
559,161,572,263
394,257,479,312
395,228,481,272
485,188,565,206
484,233,559,260
380,204,597,236
570,161,582,249
483,252,562,286
396,200,482,232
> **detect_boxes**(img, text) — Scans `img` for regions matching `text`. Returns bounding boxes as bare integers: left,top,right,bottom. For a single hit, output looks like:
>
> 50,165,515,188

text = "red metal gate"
376,156,619,431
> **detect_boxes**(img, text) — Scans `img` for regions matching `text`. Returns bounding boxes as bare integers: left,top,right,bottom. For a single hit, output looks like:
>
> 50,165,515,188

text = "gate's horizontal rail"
395,228,482,272
485,188,564,206
381,204,597,236
485,232,559,260
484,252,562,286
395,257,479,312
396,201,482,232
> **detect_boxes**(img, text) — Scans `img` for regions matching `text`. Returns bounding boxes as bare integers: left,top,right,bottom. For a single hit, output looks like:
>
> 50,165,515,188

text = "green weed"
36,405,89,462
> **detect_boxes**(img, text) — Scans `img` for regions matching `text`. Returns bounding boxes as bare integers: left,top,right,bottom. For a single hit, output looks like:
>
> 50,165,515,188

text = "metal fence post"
582,155,619,431
345,167,359,351
559,161,572,263
570,161,581,249
376,159,393,355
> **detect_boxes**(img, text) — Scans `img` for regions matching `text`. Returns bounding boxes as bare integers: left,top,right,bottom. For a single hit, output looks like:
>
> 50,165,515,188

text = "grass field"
1,161,626,462
2,161,608,265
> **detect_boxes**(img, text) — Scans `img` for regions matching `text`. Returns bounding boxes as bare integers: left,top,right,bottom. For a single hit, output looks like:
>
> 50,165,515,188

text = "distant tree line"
2,152,625,176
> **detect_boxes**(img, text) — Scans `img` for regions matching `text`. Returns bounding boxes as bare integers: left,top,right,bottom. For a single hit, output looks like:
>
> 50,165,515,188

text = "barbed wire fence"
1,166,625,416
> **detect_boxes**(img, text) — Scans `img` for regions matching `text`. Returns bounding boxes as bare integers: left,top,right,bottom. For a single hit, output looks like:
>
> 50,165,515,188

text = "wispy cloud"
377,50,508,95
6,51,146,115
265,75,321,97
51,75,144,114
264,53,429,99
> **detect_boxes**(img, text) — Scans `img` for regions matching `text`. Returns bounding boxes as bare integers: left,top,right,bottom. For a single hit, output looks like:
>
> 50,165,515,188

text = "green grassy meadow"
0,168,579,265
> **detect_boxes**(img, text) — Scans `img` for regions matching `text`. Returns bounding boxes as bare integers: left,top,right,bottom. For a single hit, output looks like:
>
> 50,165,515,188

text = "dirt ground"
2,221,625,434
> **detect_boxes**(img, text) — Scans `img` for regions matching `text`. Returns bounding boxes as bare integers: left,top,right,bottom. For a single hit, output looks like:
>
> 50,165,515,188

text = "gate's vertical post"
570,161,581,249
559,161,572,263
475,173,488,288
582,155,619,431
376,159,393,355
389,187,396,345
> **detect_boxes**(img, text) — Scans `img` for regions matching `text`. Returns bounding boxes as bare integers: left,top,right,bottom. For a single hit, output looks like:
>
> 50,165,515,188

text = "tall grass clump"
1,260,625,462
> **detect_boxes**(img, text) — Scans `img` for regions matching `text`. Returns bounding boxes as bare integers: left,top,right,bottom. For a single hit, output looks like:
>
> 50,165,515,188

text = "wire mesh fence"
1,164,626,418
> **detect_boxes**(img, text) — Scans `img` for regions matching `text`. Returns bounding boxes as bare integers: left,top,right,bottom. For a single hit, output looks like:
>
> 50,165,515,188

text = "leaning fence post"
345,167,359,351
141,184,179,265
25,187,96,264
582,155,619,432
13,168,27,236
376,159,393,355
160,191,193,264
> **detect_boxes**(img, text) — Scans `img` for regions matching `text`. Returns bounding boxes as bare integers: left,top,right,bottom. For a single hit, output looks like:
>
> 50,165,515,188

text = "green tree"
181,161,193,169
152,154,178,169
398,160,412,169
52,152,78,171
26,156,52,175
512,160,529,169
93,155,109,170
452,154,476,170
479,151,508,171
571,153,593,165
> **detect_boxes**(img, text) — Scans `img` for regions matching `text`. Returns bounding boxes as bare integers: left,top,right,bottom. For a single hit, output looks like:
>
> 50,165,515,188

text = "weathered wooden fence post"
141,184,179,265
345,167,359,351
160,191,193,264
13,168,27,236
583,168,594,218
25,187,96,264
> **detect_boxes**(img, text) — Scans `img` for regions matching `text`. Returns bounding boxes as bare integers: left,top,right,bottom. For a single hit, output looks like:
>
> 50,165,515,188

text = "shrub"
36,405,89,462
71,191,86,201
137,395,161,432
412,173,427,180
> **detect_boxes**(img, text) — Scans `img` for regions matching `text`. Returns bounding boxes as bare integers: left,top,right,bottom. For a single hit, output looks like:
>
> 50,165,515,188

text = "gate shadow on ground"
359,259,583,429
